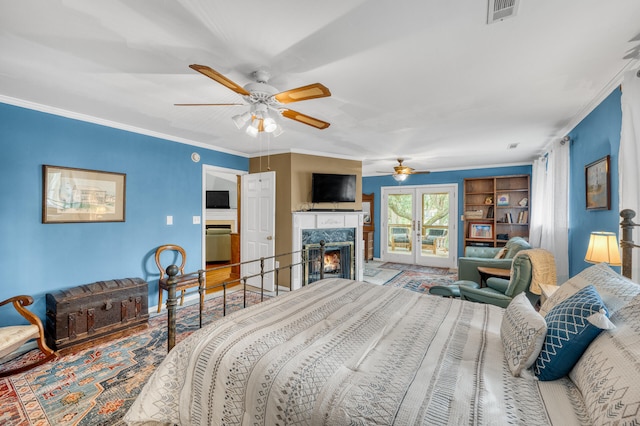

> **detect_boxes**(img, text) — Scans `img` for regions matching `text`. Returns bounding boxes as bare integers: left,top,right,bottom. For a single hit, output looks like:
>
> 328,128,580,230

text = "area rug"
362,261,401,285
383,267,458,294
380,262,456,275
0,290,267,426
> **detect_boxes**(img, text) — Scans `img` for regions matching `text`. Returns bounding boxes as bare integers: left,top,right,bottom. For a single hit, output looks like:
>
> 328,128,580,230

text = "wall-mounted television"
206,190,230,209
311,173,357,203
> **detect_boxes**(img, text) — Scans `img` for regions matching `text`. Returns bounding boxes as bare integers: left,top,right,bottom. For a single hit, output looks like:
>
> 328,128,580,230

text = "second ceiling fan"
379,158,431,182
176,64,331,136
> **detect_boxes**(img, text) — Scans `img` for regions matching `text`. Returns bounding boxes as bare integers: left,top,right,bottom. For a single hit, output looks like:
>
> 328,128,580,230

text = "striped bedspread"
124,278,587,425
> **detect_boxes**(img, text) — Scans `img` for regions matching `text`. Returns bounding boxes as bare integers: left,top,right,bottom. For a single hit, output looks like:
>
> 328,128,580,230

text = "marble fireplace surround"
291,211,364,290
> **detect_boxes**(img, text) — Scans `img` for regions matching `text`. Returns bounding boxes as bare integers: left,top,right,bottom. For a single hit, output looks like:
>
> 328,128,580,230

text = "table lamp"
584,231,622,266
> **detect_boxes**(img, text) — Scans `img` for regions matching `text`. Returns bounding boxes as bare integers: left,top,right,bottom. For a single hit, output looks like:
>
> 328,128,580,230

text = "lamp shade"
392,173,408,182
584,231,622,266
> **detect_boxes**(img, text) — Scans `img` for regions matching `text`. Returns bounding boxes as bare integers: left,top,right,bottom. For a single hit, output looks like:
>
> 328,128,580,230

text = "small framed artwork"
496,194,509,206
362,193,374,231
43,165,126,223
585,155,610,210
469,222,493,239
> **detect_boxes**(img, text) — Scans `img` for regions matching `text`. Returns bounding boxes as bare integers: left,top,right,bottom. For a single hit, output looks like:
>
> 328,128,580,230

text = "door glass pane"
387,193,413,255
420,192,449,258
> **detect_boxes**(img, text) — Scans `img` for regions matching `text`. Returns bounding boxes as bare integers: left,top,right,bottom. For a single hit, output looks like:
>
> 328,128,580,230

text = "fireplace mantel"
291,211,364,290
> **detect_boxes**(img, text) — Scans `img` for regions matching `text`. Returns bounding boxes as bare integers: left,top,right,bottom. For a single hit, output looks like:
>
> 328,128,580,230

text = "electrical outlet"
193,215,201,224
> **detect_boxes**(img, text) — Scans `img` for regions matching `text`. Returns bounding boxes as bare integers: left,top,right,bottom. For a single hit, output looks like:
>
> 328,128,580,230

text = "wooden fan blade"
189,64,250,96
274,83,331,104
411,171,431,175
281,109,330,129
174,103,244,106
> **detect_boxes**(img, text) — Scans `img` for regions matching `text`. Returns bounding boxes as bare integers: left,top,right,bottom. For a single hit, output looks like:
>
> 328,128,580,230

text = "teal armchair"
457,237,531,285
460,249,555,308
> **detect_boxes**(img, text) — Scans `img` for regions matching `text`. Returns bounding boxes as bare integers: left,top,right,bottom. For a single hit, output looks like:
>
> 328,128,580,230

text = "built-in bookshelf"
463,175,530,247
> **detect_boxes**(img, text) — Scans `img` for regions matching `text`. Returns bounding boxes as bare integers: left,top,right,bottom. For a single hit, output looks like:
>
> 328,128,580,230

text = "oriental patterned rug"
382,263,458,294
0,290,267,426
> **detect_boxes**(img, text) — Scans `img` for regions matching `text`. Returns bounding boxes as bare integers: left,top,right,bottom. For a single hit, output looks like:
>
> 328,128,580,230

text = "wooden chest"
46,277,149,352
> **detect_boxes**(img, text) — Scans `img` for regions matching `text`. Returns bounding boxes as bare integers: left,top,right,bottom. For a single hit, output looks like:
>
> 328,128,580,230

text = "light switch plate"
166,215,173,225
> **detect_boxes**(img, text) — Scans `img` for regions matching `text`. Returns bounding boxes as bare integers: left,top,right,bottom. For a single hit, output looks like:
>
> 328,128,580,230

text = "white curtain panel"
619,67,640,280
530,140,570,283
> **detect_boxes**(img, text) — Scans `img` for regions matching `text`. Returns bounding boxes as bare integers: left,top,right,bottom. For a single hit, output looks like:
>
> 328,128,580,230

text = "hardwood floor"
205,261,240,293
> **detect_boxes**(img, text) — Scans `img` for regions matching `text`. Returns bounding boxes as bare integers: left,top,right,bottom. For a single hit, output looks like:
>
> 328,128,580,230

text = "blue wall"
567,88,623,276
0,103,248,324
363,165,533,259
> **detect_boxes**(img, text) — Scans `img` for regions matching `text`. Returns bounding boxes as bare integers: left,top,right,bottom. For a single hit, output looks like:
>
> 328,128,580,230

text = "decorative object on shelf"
518,197,528,207
496,194,510,206
584,231,621,266
464,210,484,219
487,206,494,219
497,233,509,240
42,165,126,223
469,222,493,239
585,155,611,210
484,196,493,204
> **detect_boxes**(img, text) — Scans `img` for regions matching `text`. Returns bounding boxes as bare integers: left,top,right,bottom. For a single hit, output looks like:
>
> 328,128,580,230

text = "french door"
381,184,457,268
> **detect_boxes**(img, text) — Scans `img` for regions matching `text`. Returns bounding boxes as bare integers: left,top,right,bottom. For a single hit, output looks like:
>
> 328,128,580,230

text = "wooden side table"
477,266,511,288
539,283,558,306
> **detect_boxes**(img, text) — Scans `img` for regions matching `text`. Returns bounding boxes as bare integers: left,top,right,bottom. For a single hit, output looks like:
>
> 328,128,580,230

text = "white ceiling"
1,1,639,176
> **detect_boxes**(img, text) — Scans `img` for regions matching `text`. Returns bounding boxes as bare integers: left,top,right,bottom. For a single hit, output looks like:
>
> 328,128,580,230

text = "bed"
124,263,640,425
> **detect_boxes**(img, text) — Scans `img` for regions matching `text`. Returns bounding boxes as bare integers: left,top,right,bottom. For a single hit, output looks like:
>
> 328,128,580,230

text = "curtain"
530,139,570,283
619,67,640,280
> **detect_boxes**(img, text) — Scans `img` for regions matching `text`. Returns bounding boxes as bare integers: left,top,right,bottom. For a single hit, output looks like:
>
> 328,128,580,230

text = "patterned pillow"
500,292,547,376
539,263,640,317
534,285,615,381
569,294,640,423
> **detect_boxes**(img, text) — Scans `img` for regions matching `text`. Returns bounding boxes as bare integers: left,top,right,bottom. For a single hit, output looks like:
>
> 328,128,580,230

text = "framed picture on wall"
585,155,610,210
362,193,374,232
42,165,126,223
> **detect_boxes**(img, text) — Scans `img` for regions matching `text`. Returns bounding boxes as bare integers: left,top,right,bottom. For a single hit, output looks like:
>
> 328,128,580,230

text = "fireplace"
304,241,354,284
291,211,365,290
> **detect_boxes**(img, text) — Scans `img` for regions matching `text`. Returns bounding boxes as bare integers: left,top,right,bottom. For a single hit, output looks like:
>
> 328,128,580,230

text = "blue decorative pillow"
534,284,615,381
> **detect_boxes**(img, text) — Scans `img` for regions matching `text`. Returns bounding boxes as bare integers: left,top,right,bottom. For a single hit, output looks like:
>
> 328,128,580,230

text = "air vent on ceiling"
487,0,520,24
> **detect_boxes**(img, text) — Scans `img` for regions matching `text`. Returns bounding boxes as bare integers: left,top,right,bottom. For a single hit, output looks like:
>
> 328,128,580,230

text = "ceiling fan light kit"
179,64,331,136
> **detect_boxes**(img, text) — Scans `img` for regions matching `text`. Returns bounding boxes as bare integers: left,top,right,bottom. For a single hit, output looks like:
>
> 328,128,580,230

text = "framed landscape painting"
585,155,610,210
43,165,126,223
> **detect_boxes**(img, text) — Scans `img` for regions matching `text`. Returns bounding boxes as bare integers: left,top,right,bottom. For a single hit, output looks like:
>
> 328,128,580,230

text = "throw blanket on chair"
513,249,557,295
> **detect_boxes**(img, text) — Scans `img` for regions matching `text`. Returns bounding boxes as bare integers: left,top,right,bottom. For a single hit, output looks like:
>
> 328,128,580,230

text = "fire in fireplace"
304,241,354,284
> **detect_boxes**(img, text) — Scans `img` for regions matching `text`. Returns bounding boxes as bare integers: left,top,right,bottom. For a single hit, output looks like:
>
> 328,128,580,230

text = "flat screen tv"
206,190,230,209
311,173,357,203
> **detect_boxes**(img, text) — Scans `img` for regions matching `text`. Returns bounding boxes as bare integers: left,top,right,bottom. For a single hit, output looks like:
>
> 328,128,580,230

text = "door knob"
266,236,273,240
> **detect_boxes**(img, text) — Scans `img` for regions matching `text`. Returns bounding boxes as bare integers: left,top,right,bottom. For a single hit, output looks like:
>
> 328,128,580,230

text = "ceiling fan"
378,158,431,182
176,64,331,137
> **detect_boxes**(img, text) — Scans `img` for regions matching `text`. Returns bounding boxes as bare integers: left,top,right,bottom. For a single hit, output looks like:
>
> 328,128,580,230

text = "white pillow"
569,294,640,423
500,292,547,376
539,263,640,317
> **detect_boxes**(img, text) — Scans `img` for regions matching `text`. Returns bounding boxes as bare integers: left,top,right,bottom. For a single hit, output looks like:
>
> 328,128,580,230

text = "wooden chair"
0,295,57,377
155,244,201,313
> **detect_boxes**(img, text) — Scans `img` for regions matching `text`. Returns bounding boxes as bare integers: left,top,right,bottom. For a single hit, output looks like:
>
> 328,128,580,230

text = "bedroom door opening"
381,184,457,269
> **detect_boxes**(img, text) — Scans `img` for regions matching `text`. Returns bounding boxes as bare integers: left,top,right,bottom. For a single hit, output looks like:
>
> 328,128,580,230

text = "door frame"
201,164,247,268
381,183,458,268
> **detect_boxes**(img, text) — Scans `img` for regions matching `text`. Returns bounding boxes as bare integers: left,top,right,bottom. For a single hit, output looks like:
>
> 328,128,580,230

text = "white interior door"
381,184,457,269
241,171,276,291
